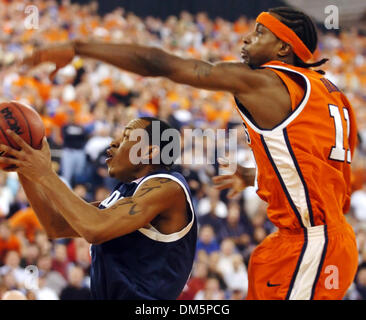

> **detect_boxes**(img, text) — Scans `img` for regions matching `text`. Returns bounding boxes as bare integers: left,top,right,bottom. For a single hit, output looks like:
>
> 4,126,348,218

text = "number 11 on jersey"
329,104,351,163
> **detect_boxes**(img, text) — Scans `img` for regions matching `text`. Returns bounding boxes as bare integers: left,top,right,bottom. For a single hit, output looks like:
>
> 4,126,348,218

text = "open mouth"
241,48,248,58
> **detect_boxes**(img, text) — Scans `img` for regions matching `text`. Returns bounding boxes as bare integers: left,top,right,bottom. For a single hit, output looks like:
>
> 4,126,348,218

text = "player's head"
242,7,328,70
106,117,180,182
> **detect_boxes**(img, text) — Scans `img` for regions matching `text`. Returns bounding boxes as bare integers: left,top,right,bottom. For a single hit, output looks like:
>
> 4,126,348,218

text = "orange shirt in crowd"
9,207,43,243
0,234,21,262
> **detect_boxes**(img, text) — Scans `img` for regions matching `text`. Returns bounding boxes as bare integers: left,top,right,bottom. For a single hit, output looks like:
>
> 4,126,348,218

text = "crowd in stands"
0,0,365,300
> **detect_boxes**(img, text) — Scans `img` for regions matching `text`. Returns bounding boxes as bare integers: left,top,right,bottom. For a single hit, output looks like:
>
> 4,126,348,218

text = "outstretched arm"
23,41,272,94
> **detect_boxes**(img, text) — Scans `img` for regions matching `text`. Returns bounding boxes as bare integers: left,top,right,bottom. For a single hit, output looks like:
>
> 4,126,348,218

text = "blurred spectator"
8,187,29,219
1,289,27,300
36,254,67,296
60,265,91,300
354,264,366,300
196,225,220,255
34,231,52,256
222,254,248,296
207,252,227,290
198,207,224,235
0,172,14,218
60,111,89,187
197,186,228,218
230,288,246,300
178,261,208,300
35,273,59,300
0,220,21,263
351,184,366,222
217,239,237,275
51,243,70,280
8,207,43,244
20,243,40,268
0,250,25,286
194,277,225,300
217,201,251,245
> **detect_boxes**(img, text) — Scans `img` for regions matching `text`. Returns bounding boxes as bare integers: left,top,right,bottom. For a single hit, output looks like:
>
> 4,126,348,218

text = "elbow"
140,48,173,78
83,228,102,245
45,230,58,240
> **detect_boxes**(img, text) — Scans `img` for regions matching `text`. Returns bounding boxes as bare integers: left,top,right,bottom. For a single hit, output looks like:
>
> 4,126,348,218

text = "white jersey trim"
133,173,195,243
288,225,327,300
262,130,311,227
236,64,311,136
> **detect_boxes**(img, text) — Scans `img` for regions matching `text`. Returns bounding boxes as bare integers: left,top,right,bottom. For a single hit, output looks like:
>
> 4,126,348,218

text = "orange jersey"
234,61,358,230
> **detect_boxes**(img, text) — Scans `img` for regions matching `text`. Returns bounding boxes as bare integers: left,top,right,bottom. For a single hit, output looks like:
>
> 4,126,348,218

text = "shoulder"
133,173,187,203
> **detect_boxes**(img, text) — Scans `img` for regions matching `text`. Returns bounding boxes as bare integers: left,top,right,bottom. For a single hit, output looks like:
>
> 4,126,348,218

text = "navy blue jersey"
90,170,197,300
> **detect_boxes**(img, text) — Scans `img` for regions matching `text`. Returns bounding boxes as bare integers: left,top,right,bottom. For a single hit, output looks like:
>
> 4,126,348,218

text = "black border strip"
283,128,315,226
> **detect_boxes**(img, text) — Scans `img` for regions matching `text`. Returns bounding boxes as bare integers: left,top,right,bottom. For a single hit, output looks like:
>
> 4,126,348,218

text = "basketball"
0,101,45,168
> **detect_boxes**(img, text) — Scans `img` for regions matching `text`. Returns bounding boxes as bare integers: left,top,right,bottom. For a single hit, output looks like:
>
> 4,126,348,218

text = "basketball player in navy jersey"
0,117,197,300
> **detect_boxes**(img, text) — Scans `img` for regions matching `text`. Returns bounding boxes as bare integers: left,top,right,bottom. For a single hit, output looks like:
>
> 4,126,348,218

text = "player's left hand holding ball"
0,130,53,183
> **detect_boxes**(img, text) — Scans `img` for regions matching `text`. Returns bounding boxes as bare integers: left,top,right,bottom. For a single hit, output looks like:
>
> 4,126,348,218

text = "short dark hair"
139,117,181,168
269,7,328,72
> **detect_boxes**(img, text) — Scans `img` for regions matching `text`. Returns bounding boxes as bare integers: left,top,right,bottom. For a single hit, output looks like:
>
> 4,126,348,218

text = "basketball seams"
10,102,33,147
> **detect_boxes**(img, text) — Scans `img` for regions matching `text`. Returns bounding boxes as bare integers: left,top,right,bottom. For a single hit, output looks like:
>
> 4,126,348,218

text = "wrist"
237,165,255,186
38,169,58,187
72,39,83,55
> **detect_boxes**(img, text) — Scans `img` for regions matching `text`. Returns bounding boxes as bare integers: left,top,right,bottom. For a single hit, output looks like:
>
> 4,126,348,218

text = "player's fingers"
5,130,32,152
41,136,49,150
49,67,59,82
227,189,240,199
213,181,233,191
2,165,19,172
21,51,41,69
217,157,230,168
0,156,22,167
0,144,24,159
212,175,233,184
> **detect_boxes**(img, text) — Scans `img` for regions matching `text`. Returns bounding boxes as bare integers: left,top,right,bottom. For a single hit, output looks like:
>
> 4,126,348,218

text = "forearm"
74,40,176,78
37,171,103,242
73,40,220,89
18,173,79,239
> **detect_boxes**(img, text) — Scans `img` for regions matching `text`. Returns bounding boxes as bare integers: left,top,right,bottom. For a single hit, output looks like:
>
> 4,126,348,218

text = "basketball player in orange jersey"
21,7,358,300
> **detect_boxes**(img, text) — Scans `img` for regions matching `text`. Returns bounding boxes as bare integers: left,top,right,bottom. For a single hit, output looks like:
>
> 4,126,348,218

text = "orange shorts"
246,222,358,300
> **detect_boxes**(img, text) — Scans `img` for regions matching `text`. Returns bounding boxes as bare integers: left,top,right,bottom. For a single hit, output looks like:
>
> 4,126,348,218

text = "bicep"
92,178,185,244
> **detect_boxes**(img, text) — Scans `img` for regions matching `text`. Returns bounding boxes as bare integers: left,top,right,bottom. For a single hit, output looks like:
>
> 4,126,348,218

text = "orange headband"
256,12,313,62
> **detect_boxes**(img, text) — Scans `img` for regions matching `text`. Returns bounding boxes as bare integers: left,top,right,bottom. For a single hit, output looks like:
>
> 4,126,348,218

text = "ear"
277,41,292,58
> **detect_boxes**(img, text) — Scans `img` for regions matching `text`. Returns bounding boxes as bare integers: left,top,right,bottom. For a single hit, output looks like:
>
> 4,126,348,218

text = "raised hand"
0,130,53,182
21,42,75,81
212,158,255,199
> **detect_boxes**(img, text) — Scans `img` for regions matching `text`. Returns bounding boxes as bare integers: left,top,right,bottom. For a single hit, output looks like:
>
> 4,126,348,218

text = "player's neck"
131,165,166,182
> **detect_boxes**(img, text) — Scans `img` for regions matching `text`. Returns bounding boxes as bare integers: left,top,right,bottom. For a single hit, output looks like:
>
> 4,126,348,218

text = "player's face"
106,119,150,182
241,23,282,68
